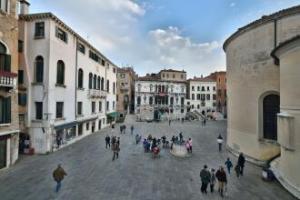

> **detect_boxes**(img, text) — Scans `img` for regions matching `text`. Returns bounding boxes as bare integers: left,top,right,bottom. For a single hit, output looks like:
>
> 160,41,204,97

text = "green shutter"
4,54,11,71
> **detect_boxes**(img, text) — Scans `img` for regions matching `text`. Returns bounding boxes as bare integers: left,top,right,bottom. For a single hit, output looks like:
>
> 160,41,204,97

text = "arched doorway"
263,94,280,140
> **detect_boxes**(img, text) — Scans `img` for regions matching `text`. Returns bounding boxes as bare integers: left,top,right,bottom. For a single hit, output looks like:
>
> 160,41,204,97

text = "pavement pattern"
0,115,297,200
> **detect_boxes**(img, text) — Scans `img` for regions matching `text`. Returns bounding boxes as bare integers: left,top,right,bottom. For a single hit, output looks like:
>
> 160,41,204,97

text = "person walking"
131,125,134,135
234,164,240,178
120,126,123,134
200,165,211,194
52,164,67,193
238,153,246,176
210,168,216,193
179,132,183,144
225,158,233,174
217,134,224,152
105,135,111,149
112,139,120,161
216,166,227,197
188,138,192,153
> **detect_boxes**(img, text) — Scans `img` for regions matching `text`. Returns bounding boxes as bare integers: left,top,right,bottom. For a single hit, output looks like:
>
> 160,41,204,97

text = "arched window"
78,68,83,88
137,96,141,105
35,56,44,83
101,77,104,90
97,76,101,90
89,73,93,89
93,75,97,89
149,96,153,105
56,60,65,85
0,42,10,71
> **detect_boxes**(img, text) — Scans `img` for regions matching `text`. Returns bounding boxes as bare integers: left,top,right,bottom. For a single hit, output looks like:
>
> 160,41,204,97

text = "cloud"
230,2,236,7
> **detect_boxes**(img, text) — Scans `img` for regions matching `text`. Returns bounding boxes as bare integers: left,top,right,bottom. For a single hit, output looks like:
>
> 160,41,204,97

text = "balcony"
88,89,107,98
0,70,17,89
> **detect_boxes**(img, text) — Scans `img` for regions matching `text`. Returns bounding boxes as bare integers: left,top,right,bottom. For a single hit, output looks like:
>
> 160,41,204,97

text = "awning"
106,112,119,118
54,121,77,130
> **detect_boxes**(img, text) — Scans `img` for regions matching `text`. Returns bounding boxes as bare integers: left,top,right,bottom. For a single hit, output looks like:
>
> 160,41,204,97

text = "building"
0,0,19,169
18,2,117,154
186,77,217,115
206,71,227,116
116,67,136,114
135,69,186,121
224,5,300,198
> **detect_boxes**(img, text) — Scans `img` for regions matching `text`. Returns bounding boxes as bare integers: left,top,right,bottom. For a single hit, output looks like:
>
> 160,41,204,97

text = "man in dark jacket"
238,153,246,176
200,165,211,194
216,166,227,197
105,135,110,149
53,164,67,193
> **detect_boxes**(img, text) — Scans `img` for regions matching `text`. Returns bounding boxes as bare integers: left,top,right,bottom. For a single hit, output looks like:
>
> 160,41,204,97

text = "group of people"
200,153,246,198
200,165,227,197
104,135,120,161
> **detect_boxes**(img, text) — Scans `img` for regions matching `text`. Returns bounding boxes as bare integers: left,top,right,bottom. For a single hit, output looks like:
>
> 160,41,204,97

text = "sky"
29,0,300,77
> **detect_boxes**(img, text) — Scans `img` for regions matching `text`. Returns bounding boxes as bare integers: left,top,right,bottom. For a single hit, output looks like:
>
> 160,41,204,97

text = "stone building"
224,5,300,198
135,70,186,121
186,77,217,115
0,0,19,169
17,2,117,154
116,67,136,114
206,71,227,116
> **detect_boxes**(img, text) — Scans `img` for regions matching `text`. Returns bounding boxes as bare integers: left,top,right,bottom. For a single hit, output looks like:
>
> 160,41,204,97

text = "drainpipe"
75,39,78,135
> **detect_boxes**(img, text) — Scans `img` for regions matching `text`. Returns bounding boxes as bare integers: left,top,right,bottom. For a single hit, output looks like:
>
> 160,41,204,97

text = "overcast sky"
29,0,300,77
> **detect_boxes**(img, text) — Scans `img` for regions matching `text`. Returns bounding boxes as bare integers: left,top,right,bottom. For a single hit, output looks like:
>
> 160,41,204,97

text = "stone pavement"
0,115,296,200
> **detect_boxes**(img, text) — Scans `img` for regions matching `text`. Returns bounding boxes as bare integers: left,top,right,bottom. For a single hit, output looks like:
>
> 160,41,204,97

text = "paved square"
0,116,296,200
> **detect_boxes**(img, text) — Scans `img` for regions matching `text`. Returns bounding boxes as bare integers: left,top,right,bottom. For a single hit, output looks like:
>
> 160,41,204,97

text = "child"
225,157,233,174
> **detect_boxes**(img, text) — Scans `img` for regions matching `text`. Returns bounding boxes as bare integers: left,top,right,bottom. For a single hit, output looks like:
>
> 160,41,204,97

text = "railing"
0,70,17,88
88,89,107,98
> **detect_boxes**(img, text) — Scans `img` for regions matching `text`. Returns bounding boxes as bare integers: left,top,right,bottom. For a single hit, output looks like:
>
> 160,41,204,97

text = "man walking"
112,138,120,161
131,125,134,135
238,153,246,176
216,166,227,197
217,134,224,152
52,164,67,193
105,135,110,149
200,165,211,194
210,168,216,193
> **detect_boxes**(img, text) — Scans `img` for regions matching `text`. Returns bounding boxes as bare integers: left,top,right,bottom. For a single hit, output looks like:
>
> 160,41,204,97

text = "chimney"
20,0,30,15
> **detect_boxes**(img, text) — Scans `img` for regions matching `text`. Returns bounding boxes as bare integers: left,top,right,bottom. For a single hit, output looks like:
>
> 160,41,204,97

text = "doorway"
263,94,280,140
0,139,7,169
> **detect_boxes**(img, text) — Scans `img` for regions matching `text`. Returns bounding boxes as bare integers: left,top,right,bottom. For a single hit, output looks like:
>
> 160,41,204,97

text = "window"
97,77,101,90
206,94,210,100
137,96,141,105
120,73,125,78
181,97,184,105
89,50,100,62
56,102,64,118
173,74,175,78
35,56,43,83
113,68,116,73
91,102,95,113
113,82,116,94
192,86,195,91
218,89,222,96
170,97,174,105
106,101,109,111
18,93,27,106
197,86,200,91
93,75,97,89
201,86,205,91
213,86,216,91
166,74,169,78
162,73,165,78
89,73,93,89
0,42,10,71
192,94,195,100
116,95,119,101
0,96,11,124
201,94,205,101
197,94,200,100
99,101,102,112
101,59,105,66
56,60,65,85
213,94,216,100
34,22,45,38
86,122,89,130
150,84,153,92
181,74,184,79
106,80,110,92
137,84,141,92
18,40,24,52
18,70,24,84
77,43,85,54
56,27,68,43
77,102,82,115
207,86,210,91
35,102,43,120
78,68,83,88
101,78,104,90
149,97,153,105
197,104,200,109
113,101,115,110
